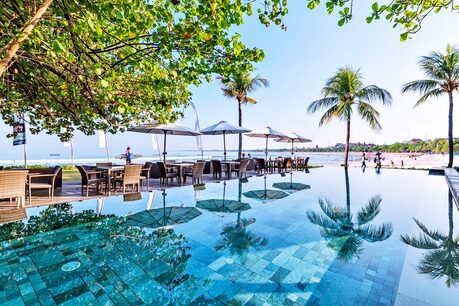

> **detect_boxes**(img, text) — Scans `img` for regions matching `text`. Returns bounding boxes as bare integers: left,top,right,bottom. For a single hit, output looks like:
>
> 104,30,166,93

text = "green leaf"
100,80,109,87
338,18,346,26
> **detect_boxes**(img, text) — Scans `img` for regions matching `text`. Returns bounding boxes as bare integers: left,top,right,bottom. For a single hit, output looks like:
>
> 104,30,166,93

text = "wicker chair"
254,158,268,174
140,162,153,190
157,162,179,185
76,165,105,196
231,159,250,179
115,164,142,193
0,208,27,224
27,166,62,205
211,160,228,179
184,161,206,184
0,170,28,208
273,158,291,173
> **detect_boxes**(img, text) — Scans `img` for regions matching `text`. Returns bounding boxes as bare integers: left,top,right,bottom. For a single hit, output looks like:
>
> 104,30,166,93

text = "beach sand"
310,152,450,169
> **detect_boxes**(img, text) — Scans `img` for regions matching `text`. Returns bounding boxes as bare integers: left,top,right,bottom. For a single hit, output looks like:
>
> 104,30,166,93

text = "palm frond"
318,104,341,126
243,96,257,104
357,102,382,130
357,222,393,242
357,85,393,106
401,233,440,249
357,195,382,225
414,88,446,108
417,249,459,287
306,210,340,230
413,218,448,241
401,79,441,95
307,97,339,114
317,198,346,221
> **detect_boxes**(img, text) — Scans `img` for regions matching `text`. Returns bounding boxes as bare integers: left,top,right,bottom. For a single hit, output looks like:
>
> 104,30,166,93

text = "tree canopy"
0,0,288,140
306,0,457,41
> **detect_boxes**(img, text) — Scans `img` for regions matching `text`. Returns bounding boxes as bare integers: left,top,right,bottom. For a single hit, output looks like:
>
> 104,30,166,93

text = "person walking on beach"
125,146,132,164
361,153,366,168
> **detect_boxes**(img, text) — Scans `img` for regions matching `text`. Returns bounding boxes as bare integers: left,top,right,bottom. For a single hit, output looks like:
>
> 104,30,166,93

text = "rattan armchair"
184,161,206,184
140,162,153,190
254,158,268,174
76,165,106,196
115,164,142,193
27,166,62,205
157,162,179,186
211,160,228,179
0,170,28,208
231,159,250,179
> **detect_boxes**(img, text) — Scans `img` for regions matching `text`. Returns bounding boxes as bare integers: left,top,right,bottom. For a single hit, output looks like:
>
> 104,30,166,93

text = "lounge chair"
184,161,206,184
157,162,179,185
211,160,228,179
76,165,105,196
115,164,142,193
0,170,28,208
231,159,250,179
27,166,62,205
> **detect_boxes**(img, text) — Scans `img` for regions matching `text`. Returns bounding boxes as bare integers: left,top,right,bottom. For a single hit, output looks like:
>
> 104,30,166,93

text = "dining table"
96,165,125,195
221,161,240,179
166,162,194,186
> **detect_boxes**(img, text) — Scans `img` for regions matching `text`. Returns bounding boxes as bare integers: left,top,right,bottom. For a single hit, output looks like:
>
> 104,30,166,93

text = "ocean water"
0,151,358,166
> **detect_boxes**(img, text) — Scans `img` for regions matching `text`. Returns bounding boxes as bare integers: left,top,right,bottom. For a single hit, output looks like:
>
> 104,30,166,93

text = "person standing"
361,153,366,168
125,146,132,164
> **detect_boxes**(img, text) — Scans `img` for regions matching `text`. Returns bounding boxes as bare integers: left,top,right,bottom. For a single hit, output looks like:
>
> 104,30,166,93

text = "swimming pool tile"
270,267,290,284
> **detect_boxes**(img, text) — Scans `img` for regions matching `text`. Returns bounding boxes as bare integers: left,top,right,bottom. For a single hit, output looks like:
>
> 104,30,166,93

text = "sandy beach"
334,152,449,169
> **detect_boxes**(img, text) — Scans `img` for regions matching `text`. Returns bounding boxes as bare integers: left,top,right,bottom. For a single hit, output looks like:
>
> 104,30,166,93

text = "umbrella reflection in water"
126,190,202,229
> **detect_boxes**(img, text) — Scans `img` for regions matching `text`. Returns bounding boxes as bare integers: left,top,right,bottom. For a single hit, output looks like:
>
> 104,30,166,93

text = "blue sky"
2,2,459,158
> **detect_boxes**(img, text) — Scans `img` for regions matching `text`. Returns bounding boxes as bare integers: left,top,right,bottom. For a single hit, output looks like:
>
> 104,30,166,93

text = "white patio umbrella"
128,123,202,162
275,132,312,157
245,126,288,160
200,121,251,160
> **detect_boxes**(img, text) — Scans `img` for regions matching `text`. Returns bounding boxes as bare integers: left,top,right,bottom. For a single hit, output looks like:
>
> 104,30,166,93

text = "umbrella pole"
265,135,268,161
163,131,167,163
223,131,227,161
162,189,167,227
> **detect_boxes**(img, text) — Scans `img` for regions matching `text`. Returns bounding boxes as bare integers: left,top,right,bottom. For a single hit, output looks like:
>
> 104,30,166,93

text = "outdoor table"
166,163,194,185
96,165,124,195
221,161,240,179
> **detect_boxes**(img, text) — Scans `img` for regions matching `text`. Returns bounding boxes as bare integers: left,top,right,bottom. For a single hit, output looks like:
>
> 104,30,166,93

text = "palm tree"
306,168,393,261
401,191,459,287
214,212,268,262
401,45,459,168
220,73,269,159
307,67,392,167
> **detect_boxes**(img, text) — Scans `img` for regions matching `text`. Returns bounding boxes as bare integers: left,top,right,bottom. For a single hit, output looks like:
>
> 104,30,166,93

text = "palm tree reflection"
215,212,267,261
401,191,459,287
306,168,393,261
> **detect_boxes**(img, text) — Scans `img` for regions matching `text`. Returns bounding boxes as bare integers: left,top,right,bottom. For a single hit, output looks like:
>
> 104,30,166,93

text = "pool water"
0,167,458,305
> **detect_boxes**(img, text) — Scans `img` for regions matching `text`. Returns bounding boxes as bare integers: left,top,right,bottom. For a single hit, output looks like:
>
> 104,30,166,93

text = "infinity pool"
0,167,457,305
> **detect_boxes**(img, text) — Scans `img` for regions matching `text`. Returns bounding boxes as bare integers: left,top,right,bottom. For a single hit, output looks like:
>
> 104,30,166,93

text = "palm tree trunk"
448,91,454,168
237,97,243,159
344,167,351,220
448,190,454,239
344,116,351,167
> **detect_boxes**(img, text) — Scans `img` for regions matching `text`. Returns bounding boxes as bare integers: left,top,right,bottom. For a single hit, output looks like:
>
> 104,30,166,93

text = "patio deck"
12,171,262,208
